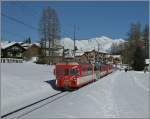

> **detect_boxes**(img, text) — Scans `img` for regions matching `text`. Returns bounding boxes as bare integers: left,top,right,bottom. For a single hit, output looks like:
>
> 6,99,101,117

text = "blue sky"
1,1,149,42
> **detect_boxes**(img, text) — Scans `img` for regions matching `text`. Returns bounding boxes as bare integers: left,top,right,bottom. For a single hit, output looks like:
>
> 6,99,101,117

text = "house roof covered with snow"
84,49,108,54
1,42,19,49
75,52,84,56
109,55,121,58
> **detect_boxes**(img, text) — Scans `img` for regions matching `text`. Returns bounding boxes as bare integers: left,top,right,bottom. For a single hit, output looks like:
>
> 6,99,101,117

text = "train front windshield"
69,68,79,76
56,68,79,76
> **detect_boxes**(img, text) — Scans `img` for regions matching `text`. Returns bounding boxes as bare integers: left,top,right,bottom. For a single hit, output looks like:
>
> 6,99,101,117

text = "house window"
46,50,49,56
7,52,13,57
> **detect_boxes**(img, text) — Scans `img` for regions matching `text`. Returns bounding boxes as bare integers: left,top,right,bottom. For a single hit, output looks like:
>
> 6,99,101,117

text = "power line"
2,13,82,40
2,13,39,31
2,30,24,38
1,30,26,40
17,3,40,18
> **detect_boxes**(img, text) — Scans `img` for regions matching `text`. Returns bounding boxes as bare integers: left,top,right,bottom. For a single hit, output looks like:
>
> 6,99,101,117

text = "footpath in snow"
1,63,149,118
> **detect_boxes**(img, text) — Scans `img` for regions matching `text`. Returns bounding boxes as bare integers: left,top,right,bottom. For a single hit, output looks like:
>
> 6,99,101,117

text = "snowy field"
1,63,60,115
1,63,149,118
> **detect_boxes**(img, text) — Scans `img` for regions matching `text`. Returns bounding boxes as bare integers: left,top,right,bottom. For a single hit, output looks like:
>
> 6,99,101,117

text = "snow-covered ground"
1,63,60,115
1,63,149,118
20,70,149,118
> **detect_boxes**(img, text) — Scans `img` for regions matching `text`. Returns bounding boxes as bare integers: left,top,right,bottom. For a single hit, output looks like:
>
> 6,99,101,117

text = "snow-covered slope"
61,36,125,52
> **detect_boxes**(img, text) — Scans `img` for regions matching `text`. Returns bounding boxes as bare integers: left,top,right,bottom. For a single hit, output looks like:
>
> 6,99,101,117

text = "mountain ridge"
61,36,125,53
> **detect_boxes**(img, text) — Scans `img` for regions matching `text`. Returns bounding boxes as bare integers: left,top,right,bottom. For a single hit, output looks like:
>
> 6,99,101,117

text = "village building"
83,50,108,63
0,41,43,63
74,50,108,64
74,50,122,65
1,42,26,59
107,55,122,64
1,41,122,65
1,42,26,63
21,43,32,50
145,59,150,72
39,43,64,64
112,55,122,64
22,44,41,61
75,51,87,63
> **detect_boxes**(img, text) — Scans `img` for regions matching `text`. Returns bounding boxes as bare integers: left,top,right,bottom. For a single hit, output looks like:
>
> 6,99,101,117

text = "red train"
53,62,112,89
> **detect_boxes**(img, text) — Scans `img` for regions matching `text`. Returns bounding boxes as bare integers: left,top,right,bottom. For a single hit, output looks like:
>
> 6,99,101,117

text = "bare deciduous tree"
39,7,61,64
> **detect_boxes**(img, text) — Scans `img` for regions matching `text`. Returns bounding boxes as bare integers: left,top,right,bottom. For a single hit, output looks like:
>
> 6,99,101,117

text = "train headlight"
73,77,77,81
55,80,57,85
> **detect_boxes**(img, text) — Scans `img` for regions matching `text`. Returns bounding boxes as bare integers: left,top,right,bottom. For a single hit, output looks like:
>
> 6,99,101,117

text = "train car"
93,62,101,80
54,62,94,89
107,64,113,73
100,64,108,77
54,62,113,90
96,64,113,78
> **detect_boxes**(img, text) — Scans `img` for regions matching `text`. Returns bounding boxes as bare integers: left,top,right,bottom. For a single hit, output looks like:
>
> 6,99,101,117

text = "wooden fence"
1,58,23,63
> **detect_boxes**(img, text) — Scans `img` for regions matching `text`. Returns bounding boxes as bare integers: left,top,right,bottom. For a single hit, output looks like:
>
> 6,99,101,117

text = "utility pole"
73,25,79,61
98,43,100,52
73,25,76,59
72,24,80,62
96,40,100,63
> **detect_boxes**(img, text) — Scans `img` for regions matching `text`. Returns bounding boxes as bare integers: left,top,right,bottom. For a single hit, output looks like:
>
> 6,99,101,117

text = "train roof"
56,62,94,66
56,62,79,65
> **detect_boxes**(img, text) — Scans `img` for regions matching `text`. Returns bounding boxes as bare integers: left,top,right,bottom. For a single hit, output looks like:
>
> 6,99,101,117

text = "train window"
76,69,80,76
69,68,79,76
56,68,69,76
82,71,87,76
94,65,99,71
88,66,91,71
82,66,92,76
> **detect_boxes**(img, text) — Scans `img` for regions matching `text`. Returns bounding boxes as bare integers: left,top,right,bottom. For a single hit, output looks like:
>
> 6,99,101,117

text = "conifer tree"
142,24,149,59
126,23,144,67
132,46,145,71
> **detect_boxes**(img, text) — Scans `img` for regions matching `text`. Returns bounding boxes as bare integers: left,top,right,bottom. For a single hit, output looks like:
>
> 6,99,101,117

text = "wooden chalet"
1,42,26,59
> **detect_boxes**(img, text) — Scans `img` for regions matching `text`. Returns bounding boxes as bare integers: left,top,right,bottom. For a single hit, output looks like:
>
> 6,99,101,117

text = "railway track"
1,91,70,119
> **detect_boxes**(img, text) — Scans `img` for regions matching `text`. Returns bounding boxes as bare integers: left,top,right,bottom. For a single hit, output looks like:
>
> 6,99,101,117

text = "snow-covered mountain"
61,36,125,52
1,36,125,53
